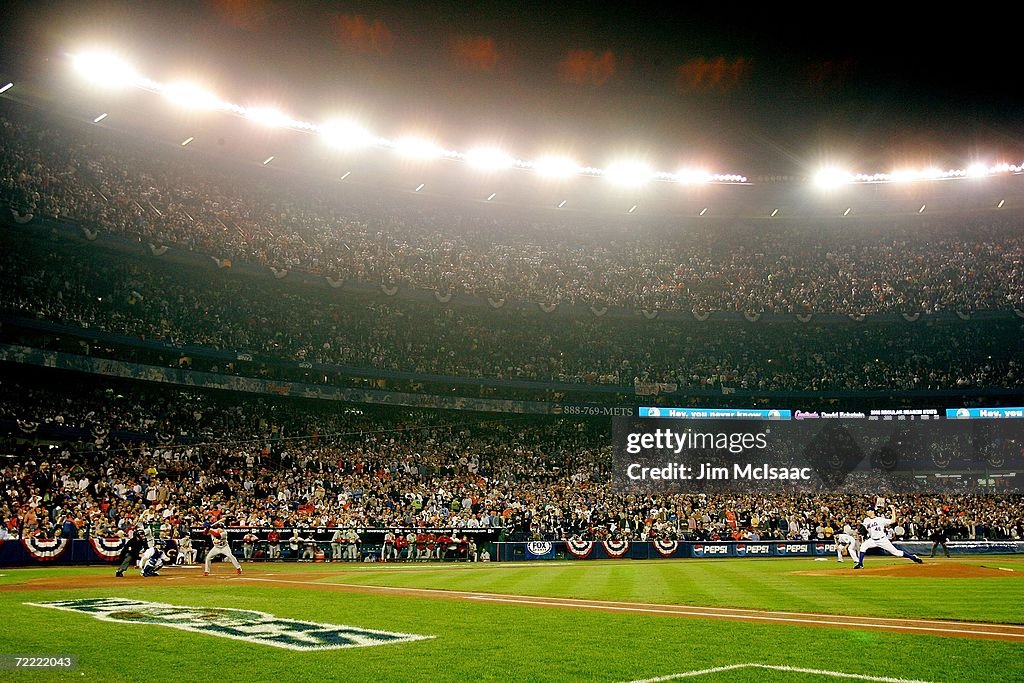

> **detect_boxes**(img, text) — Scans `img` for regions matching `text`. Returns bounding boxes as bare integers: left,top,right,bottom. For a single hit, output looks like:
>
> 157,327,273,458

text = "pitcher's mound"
864,562,1019,578
799,562,1020,578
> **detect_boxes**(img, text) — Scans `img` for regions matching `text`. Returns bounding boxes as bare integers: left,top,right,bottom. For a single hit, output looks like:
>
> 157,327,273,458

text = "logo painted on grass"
27,598,432,651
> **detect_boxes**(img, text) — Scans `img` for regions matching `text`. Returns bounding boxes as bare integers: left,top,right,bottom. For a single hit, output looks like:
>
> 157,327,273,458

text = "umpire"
115,529,148,577
929,525,951,558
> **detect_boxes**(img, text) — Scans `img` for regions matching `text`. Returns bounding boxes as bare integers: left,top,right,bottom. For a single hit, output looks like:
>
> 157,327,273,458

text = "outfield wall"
0,528,501,567
3,536,1022,567
493,540,1024,561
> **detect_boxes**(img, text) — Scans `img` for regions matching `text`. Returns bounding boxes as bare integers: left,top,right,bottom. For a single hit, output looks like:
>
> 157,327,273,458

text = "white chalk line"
233,571,1024,630
463,595,1024,639
233,576,1023,639
626,662,937,683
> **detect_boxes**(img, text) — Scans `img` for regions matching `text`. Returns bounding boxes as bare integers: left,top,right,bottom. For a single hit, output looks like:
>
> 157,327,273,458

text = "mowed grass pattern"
333,558,1024,623
0,560,1022,682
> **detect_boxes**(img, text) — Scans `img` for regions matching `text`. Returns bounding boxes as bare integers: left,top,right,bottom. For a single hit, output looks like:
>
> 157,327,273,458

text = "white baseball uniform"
859,515,906,557
834,533,858,561
204,526,242,573
138,523,158,570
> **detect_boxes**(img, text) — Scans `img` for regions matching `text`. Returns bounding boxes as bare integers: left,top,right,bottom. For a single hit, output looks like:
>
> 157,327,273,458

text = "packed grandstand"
1,92,1022,557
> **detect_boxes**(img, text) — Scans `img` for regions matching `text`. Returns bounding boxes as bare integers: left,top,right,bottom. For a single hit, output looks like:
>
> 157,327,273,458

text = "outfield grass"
0,560,1021,682
327,557,1024,623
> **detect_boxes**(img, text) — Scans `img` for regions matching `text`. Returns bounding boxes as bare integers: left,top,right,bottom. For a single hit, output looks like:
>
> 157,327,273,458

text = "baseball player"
137,515,159,571
834,531,858,562
382,530,397,562
142,548,167,576
115,528,148,577
203,520,242,576
267,529,281,560
242,531,258,562
929,524,952,558
176,533,196,565
345,528,360,562
854,506,924,569
330,528,345,562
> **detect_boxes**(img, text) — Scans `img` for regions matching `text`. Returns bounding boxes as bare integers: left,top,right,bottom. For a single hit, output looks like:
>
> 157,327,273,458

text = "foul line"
463,595,1024,639
626,663,936,683
233,577,1023,640
627,664,748,681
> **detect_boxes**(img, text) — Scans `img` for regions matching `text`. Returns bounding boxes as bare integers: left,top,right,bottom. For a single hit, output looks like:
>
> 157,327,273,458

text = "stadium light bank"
813,162,1024,189
66,50,1024,188
67,49,746,187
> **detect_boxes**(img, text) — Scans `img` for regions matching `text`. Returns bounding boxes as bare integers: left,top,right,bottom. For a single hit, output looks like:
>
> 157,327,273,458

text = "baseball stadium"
2,3,1024,682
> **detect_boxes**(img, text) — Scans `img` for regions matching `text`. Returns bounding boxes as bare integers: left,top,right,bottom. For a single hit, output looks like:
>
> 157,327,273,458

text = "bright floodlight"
394,136,443,160
966,162,989,178
465,147,514,171
162,82,222,110
603,161,653,187
813,167,853,189
674,168,712,185
71,51,141,89
320,119,375,150
244,106,290,128
532,155,579,179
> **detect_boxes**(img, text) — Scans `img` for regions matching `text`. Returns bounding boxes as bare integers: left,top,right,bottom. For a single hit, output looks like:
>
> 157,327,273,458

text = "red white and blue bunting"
90,537,128,562
22,536,69,562
565,539,594,559
602,539,630,558
652,539,679,557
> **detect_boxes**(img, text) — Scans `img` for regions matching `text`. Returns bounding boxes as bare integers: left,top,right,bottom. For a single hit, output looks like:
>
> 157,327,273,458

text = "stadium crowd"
2,102,1024,560
3,108,1024,314
3,233,1023,393
1,380,1021,550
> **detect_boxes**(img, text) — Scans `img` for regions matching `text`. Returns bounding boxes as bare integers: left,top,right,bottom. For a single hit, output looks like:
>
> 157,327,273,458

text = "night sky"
3,1,1023,176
